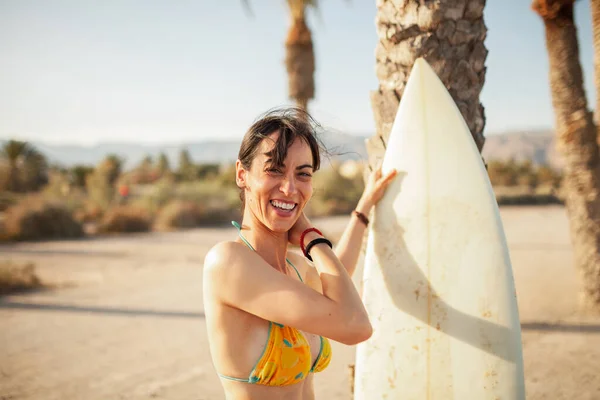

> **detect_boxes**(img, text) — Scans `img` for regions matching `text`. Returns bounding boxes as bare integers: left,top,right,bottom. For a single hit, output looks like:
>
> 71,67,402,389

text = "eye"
299,172,312,178
266,167,283,174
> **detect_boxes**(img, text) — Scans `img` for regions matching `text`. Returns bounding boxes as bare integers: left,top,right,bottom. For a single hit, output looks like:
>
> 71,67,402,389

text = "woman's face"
237,131,314,233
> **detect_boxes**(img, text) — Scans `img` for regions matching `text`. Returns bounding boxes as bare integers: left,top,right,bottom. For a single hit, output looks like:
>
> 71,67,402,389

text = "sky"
0,0,596,145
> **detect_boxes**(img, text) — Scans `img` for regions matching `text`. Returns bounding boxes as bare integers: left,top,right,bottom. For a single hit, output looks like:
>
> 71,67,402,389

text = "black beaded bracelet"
304,237,333,262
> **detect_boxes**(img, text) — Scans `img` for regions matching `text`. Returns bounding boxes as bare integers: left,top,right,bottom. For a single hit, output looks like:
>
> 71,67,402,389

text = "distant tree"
20,148,49,191
70,165,95,188
0,140,48,192
197,163,221,180
1,140,30,192
132,155,156,184
98,154,123,185
486,160,518,187
85,154,124,209
157,153,171,175
177,149,196,181
537,165,562,188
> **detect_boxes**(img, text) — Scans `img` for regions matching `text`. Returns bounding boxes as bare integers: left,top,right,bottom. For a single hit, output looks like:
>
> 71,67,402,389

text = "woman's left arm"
335,167,397,277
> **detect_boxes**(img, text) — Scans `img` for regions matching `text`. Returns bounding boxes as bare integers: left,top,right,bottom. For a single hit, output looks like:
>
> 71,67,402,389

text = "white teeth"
271,200,295,211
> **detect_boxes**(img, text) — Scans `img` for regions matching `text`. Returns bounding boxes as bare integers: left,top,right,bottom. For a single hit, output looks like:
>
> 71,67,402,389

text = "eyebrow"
264,159,313,170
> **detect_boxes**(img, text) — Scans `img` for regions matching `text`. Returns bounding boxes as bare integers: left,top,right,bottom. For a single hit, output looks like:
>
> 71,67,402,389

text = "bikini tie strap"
231,221,256,251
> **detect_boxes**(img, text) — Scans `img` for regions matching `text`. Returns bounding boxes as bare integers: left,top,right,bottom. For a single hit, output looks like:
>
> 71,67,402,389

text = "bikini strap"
231,221,303,282
231,221,256,251
286,259,303,282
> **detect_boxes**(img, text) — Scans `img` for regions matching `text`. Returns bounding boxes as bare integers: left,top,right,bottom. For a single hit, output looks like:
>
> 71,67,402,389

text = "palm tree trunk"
592,0,600,132
285,15,315,111
533,0,600,311
368,0,488,169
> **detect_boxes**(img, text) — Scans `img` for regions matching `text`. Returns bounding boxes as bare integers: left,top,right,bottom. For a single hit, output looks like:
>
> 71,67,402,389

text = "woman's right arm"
203,240,372,345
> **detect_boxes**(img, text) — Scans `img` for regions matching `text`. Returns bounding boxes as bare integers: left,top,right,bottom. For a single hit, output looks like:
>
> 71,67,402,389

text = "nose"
280,174,297,196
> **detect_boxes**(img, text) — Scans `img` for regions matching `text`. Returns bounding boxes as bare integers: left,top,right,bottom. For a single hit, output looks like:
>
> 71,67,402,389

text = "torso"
204,247,324,400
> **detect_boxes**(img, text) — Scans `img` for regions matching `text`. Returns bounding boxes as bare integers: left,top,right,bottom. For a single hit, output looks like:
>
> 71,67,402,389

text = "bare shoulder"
287,250,323,294
204,240,251,279
205,241,243,267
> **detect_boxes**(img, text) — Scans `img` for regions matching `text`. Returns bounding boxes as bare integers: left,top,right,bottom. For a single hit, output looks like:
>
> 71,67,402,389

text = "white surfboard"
354,58,525,399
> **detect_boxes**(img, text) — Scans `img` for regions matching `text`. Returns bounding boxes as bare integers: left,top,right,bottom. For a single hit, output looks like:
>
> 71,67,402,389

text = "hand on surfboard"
357,167,398,213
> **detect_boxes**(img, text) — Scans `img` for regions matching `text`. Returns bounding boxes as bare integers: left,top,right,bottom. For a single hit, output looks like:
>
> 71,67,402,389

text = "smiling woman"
202,107,397,400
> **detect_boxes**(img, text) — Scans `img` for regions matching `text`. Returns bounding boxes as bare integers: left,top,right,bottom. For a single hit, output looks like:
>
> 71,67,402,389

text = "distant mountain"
28,131,370,169
482,129,562,170
15,129,561,170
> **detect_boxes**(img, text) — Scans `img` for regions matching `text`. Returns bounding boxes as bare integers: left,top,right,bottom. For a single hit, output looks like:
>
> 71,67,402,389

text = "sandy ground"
1,205,599,400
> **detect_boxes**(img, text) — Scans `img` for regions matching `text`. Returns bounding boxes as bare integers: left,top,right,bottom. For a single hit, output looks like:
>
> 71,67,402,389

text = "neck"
239,209,289,272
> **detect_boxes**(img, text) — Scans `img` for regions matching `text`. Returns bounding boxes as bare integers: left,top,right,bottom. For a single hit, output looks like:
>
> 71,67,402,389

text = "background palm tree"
243,0,318,111
1,140,31,192
532,0,600,311
1,140,48,192
367,0,488,169
285,0,317,111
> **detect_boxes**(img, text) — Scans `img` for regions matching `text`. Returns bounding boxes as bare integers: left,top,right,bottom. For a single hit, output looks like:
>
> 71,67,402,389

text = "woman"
204,108,397,400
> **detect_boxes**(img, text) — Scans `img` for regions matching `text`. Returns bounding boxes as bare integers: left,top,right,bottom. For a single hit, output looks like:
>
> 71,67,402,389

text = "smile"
270,200,297,212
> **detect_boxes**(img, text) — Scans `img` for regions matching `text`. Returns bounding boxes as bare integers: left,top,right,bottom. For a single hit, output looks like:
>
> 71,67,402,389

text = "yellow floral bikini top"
217,222,332,386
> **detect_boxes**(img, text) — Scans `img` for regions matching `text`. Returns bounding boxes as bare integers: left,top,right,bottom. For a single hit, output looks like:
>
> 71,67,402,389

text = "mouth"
270,199,297,214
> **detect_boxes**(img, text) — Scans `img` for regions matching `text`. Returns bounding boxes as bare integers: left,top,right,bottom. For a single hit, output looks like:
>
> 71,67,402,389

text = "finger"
377,169,397,184
376,170,398,190
384,169,398,182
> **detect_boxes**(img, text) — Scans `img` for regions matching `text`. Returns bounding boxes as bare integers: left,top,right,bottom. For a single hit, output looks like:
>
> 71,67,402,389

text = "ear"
235,159,247,189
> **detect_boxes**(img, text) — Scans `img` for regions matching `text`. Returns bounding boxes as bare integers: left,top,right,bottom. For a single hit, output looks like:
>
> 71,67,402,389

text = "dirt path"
1,206,599,399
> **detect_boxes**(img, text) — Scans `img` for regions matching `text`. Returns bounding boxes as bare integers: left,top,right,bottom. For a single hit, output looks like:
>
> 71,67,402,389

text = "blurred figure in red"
118,183,130,204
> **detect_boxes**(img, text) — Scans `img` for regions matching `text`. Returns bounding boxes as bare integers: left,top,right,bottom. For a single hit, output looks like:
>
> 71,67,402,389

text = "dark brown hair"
237,107,324,204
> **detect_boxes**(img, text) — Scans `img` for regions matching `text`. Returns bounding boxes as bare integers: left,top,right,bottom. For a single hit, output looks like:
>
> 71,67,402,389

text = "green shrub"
99,205,151,233
73,202,104,224
3,196,84,241
308,165,365,217
154,200,203,231
0,261,44,295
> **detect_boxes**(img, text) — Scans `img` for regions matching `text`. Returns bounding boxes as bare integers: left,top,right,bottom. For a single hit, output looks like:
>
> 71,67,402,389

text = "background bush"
99,205,152,233
154,200,204,231
3,196,84,241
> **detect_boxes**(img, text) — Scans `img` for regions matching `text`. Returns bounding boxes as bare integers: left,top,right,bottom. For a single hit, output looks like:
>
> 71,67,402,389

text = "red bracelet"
300,227,322,256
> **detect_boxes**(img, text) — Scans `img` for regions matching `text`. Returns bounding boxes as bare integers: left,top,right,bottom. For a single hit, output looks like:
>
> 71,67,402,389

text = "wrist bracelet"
305,237,333,262
353,210,370,227
300,227,322,256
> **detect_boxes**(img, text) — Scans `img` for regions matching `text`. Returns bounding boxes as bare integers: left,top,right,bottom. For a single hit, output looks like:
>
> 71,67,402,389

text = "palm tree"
19,148,48,191
243,0,318,111
0,140,48,192
367,0,488,168
592,0,600,128
1,140,30,192
285,0,317,111
532,0,600,310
